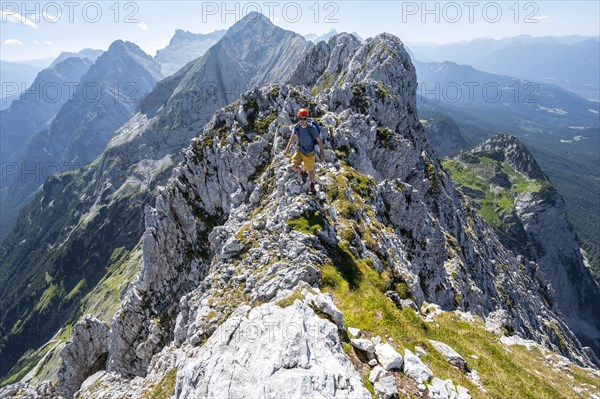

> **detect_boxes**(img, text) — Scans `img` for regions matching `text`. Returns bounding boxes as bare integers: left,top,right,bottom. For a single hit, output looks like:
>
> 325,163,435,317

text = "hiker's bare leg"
309,171,315,184
291,164,303,175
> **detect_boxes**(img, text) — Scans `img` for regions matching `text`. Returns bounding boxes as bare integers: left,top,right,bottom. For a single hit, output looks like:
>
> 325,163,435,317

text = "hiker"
283,108,325,195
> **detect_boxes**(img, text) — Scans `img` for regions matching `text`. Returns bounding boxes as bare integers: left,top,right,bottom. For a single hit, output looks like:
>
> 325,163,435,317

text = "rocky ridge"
1,20,599,399
49,32,600,397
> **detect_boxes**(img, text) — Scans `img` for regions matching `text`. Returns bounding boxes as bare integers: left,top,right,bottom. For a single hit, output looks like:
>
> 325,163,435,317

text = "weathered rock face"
0,381,59,399
421,114,468,158
446,133,600,360
177,301,370,399
58,316,110,399
287,33,362,89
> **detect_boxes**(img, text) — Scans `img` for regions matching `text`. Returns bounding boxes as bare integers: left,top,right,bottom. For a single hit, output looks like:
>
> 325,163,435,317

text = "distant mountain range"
408,35,600,100
412,57,600,290
0,62,41,108
1,50,103,110
154,29,226,76
414,59,599,130
0,41,162,241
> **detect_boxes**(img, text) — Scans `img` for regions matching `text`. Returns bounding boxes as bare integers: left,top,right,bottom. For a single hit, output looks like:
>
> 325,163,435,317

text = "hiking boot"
309,183,317,195
301,171,308,184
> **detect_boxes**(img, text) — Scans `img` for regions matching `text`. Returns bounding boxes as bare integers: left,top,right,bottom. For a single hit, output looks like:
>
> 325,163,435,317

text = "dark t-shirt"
294,123,320,154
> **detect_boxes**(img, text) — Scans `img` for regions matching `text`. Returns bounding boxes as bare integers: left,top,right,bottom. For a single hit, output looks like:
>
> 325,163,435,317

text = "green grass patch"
287,210,327,235
376,128,392,146
34,282,62,312
254,111,277,134
324,242,364,290
0,341,55,387
276,289,305,308
65,278,87,301
375,82,390,101
312,71,339,96
443,159,519,228
318,256,600,398
140,367,177,399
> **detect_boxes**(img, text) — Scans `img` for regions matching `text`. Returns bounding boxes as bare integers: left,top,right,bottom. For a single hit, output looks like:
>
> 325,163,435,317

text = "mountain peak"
168,28,226,46
93,39,162,81
107,39,141,54
469,133,548,180
49,48,103,68
226,11,273,34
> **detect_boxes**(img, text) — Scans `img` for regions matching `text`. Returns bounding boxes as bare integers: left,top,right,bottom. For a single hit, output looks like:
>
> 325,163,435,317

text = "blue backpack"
307,118,321,136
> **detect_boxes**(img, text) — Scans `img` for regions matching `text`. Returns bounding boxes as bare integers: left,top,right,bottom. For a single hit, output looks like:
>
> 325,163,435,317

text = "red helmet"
297,108,309,118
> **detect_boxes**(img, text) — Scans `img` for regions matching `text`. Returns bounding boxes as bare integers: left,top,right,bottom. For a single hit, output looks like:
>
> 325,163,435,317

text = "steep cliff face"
444,133,600,358
421,114,468,158
48,33,598,398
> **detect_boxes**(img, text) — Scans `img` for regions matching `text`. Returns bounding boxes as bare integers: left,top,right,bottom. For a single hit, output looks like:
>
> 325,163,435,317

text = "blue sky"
1,1,599,62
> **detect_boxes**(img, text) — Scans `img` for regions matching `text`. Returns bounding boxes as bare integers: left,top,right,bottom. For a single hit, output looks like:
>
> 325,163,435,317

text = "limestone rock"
374,376,398,399
176,302,371,398
58,316,110,399
305,291,346,330
0,381,60,399
351,339,376,353
427,377,471,399
415,346,427,357
403,349,433,383
369,365,388,383
429,340,469,372
348,327,362,338
375,344,404,371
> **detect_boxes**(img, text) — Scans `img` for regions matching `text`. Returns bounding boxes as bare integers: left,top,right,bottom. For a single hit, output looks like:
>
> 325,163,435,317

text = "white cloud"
44,41,53,45
3,39,24,46
531,15,549,21
137,21,149,31
33,40,40,44
1,11,38,29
